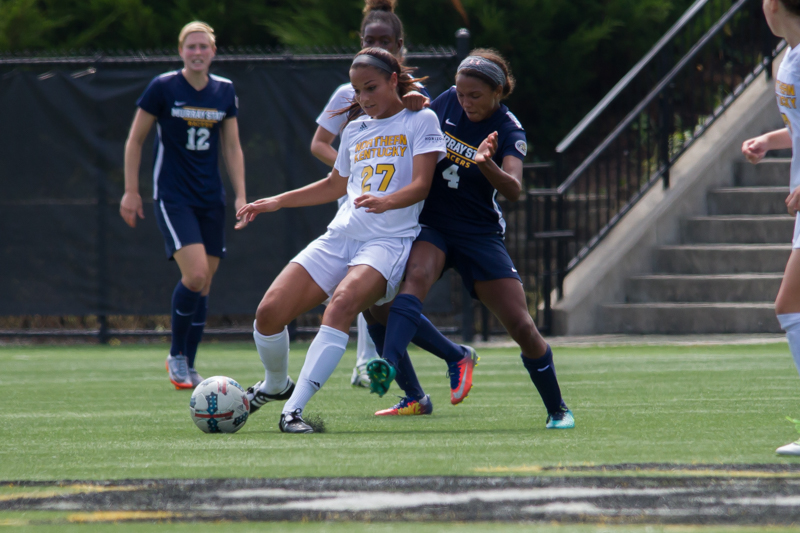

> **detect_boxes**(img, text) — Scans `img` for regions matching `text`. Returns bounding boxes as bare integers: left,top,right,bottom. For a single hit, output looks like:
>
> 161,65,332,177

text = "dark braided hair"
361,0,404,42
457,48,517,100
333,47,426,123
781,0,800,16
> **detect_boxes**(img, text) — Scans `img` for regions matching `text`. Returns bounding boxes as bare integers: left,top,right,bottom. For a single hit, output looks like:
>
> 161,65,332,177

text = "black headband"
457,56,506,88
351,54,395,74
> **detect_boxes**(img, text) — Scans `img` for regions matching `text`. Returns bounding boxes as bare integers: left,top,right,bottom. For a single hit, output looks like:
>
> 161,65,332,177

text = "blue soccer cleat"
546,406,575,429
366,358,396,397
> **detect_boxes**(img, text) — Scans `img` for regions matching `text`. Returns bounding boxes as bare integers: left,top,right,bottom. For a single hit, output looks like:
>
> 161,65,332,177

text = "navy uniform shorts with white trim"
415,225,522,299
153,200,226,259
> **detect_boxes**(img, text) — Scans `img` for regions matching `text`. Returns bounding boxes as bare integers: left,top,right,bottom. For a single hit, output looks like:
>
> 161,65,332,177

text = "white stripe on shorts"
152,124,164,200
159,200,182,251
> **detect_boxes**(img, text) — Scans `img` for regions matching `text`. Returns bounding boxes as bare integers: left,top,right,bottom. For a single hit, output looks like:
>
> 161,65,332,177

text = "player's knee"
255,297,285,334
403,263,434,296
505,314,536,344
182,270,209,292
327,291,360,324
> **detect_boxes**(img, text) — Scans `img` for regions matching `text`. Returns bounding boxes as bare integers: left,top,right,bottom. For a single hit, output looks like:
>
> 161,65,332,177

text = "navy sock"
412,314,464,364
368,323,424,400
520,345,564,414
185,295,208,369
367,323,387,356
170,281,201,356
384,294,423,368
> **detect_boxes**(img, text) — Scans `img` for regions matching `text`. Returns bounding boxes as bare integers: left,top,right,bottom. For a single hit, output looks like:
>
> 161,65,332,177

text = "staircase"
600,159,791,334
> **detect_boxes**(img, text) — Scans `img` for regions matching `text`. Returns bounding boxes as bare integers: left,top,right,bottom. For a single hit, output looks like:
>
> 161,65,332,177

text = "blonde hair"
178,21,216,49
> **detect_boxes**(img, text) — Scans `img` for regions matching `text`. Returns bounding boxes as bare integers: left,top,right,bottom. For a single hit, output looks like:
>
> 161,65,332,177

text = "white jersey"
317,83,354,136
777,46,800,192
330,108,446,241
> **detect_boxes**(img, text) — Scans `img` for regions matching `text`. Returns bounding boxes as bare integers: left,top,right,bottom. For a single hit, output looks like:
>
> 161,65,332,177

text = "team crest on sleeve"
515,140,528,156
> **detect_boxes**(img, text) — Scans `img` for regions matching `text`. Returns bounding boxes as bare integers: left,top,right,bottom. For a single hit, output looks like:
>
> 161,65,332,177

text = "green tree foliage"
0,0,695,157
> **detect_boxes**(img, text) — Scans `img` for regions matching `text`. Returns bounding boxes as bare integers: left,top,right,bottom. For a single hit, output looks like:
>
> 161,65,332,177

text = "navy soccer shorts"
153,200,226,259
415,226,522,299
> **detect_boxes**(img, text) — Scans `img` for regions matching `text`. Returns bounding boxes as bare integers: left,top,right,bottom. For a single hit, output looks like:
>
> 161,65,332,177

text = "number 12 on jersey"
186,127,210,151
361,164,396,193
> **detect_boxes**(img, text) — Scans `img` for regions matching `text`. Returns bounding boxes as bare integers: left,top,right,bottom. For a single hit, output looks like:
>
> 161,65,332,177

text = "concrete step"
707,187,787,215
626,273,782,303
735,159,791,187
599,303,780,334
653,244,790,274
683,215,793,244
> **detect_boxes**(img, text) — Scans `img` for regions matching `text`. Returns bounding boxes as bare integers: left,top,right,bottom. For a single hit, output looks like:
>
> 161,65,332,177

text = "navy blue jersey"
420,86,527,235
137,70,238,207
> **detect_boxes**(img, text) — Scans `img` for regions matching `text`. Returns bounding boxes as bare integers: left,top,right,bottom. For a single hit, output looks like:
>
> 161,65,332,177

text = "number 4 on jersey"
442,164,460,189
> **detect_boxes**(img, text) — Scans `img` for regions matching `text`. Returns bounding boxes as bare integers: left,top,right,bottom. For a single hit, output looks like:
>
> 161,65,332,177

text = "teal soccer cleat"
365,358,396,397
546,407,575,429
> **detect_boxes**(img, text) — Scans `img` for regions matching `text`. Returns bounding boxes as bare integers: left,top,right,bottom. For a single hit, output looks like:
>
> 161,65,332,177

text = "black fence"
0,44,471,340
528,0,786,332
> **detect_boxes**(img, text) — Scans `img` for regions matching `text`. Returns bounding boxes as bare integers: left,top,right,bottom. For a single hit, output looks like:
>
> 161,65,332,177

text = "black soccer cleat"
279,409,314,434
246,378,295,414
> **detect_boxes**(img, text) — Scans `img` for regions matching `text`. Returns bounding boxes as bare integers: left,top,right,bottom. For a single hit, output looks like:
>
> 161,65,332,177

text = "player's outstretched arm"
235,170,348,229
220,117,248,227
742,129,792,164
354,151,439,214
121,109,156,228
474,131,524,202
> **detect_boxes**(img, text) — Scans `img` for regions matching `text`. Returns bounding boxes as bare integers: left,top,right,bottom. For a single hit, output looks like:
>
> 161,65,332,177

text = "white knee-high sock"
253,321,290,395
356,312,378,367
778,313,800,377
283,325,349,414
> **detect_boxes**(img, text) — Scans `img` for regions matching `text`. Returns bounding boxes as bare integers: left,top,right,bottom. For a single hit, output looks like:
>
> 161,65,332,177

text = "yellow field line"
0,484,141,502
68,511,183,523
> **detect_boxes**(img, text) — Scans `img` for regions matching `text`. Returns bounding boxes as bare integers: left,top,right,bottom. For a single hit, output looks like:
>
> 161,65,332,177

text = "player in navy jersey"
120,21,246,390
367,49,574,429
310,0,430,389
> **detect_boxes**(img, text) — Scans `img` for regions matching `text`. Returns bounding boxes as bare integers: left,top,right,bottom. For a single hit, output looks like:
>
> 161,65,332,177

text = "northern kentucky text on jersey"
445,132,476,168
778,80,797,110
354,135,408,162
171,106,227,128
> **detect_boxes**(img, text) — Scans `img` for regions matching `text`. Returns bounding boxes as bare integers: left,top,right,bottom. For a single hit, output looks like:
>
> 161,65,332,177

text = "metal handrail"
557,0,749,195
556,0,708,153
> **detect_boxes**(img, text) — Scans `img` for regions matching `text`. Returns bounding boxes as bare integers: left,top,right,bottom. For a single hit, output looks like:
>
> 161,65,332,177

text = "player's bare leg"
280,266,387,432
475,278,573,429
247,263,329,414
179,251,219,385
775,250,800,455
166,243,214,389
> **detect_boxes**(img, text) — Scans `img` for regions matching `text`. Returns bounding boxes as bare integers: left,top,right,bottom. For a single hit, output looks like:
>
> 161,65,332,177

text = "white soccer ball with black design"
189,376,250,433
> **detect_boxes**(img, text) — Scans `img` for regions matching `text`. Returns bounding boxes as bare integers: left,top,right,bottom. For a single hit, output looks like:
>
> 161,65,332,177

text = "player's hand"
235,197,281,229
787,186,800,216
354,193,389,214
234,196,249,229
120,192,144,228
402,91,430,111
475,131,499,165
742,135,769,165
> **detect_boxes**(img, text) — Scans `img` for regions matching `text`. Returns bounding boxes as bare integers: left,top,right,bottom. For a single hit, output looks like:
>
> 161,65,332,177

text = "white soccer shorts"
793,212,800,249
291,229,413,305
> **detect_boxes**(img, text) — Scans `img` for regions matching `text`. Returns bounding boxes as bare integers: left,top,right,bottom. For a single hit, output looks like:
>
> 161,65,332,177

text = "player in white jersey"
235,48,446,433
742,0,800,455
311,0,427,388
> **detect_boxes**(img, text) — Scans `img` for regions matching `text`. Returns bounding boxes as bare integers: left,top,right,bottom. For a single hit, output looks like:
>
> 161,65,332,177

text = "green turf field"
2,341,800,481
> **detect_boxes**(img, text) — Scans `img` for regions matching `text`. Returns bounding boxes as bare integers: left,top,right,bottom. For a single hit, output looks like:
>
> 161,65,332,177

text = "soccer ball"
189,376,250,433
